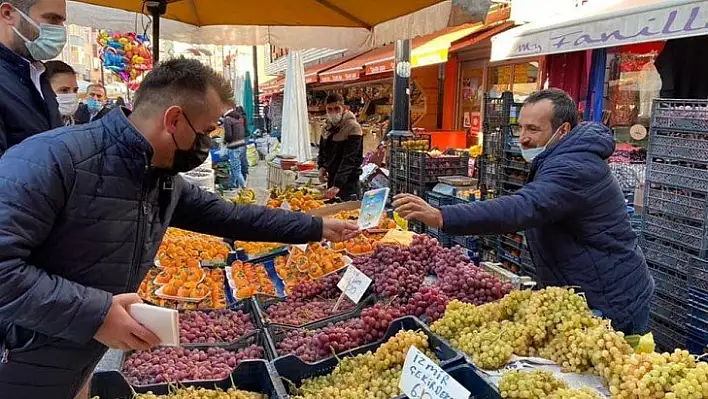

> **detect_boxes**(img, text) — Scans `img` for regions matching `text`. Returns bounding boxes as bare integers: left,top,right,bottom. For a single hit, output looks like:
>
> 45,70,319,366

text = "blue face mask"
87,98,103,113
521,126,564,163
12,8,67,61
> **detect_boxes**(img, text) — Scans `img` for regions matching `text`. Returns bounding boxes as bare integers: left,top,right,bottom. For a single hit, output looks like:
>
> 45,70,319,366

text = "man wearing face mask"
45,60,79,125
75,83,109,124
317,93,364,200
0,0,65,156
0,58,360,399
393,89,654,335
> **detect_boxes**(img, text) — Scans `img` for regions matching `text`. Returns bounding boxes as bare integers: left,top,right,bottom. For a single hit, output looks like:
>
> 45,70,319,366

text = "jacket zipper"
126,159,149,291
2,348,8,363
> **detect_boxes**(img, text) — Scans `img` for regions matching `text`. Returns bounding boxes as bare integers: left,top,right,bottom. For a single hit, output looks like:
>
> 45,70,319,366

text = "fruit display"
288,330,439,398
179,309,255,345
274,256,312,290
235,241,285,258
134,387,266,399
138,268,227,310
263,297,356,326
158,280,210,301
154,267,205,286
266,188,324,212
228,261,277,299
331,209,360,220
399,138,429,151
371,214,397,230
332,234,375,255
158,228,230,268
290,243,347,279
122,345,264,385
431,287,708,399
230,188,256,205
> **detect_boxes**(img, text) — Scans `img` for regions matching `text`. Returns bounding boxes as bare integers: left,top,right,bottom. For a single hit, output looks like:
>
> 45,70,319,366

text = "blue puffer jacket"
441,122,654,332
0,108,323,399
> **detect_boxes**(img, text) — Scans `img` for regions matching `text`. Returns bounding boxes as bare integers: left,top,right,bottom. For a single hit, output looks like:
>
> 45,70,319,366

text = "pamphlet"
358,188,390,230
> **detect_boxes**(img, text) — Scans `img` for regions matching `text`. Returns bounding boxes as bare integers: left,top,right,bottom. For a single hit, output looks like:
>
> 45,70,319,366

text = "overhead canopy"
317,24,481,83
491,0,708,62
67,0,492,50
260,77,286,95
304,56,358,84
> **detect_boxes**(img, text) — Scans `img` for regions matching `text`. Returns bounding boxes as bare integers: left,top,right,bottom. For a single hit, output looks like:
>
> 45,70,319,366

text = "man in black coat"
0,0,66,156
75,83,110,124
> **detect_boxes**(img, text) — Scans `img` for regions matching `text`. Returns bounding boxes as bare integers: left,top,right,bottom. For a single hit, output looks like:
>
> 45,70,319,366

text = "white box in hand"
128,303,180,347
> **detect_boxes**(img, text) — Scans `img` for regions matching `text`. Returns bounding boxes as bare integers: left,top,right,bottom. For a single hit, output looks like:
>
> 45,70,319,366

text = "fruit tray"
226,258,287,301
117,330,277,390
435,364,501,399
91,360,286,399
239,246,290,264
139,267,231,311
254,294,376,330
179,299,259,347
273,316,464,397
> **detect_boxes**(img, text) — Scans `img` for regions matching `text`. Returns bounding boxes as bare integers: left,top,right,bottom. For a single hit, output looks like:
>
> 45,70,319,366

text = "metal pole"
146,1,166,64
252,45,264,131
389,39,412,137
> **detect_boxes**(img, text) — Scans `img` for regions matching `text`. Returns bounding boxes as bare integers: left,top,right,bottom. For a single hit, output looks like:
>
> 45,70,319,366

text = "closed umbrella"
242,72,255,135
280,51,312,162
67,1,491,50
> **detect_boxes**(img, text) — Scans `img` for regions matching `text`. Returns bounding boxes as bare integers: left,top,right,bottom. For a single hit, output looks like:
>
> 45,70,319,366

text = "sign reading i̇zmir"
508,3,708,58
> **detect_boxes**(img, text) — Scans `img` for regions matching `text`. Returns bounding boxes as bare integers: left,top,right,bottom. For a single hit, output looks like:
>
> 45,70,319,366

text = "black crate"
483,92,516,128
254,294,374,330
642,210,708,253
426,191,457,208
648,261,689,301
651,99,708,133
646,159,708,194
273,317,464,397
91,360,286,399
650,311,687,351
651,291,688,327
640,233,698,275
689,256,708,294
644,184,708,223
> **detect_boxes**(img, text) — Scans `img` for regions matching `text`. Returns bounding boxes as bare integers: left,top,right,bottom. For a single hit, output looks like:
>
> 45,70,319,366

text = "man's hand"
322,218,360,242
325,186,340,199
392,194,444,228
93,293,161,351
318,168,328,184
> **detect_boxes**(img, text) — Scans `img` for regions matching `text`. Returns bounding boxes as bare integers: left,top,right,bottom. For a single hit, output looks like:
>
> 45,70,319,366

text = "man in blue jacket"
0,58,358,399
394,89,654,335
0,0,66,156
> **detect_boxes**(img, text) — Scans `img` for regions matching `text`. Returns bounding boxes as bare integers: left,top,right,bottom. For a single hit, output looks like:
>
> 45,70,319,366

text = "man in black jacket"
318,93,364,200
0,0,66,156
75,83,110,124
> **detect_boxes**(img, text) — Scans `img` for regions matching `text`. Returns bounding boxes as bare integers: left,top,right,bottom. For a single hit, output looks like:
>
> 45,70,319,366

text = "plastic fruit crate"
273,316,464,397
650,130,708,163
647,261,688,301
642,211,708,252
91,360,285,399
440,364,501,399
688,256,708,294
640,233,697,274
650,313,687,351
180,299,259,347
646,160,708,193
651,99,708,132
425,191,457,208
651,292,688,327
644,185,708,222
254,294,375,330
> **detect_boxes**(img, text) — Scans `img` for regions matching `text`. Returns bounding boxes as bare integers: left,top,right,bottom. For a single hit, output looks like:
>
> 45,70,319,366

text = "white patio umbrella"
279,51,312,162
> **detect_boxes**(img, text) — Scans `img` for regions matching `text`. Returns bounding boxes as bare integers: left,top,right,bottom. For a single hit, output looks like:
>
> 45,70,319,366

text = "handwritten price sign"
400,346,470,399
336,266,372,303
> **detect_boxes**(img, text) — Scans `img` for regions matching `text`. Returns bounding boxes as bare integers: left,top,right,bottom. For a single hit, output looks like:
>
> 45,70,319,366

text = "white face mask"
327,112,343,125
56,93,78,116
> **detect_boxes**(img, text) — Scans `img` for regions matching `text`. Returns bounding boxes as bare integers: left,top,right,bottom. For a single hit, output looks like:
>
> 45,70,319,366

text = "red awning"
259,76,285,95
318,46,393,83
304,55,358,84
449,21,515,53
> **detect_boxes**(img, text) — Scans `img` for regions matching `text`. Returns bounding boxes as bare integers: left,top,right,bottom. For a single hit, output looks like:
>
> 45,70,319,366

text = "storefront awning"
318,46,394,83
449,21,515,52
260,77,286,95
304,56,359,84
491,0,708,62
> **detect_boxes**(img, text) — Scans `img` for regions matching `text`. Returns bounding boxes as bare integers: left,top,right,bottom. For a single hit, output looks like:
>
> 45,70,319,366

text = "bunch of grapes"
538,327,593,373
548,387,602,399
456,321,514,369
429,245,470,276
291,330,439,399
134,386,266,399
498,370,569,398
436,264,512,304
374,263,421,300
179,310,255,344
404,286,449,322
409,234,441,272
583,321,633,382
288,273,340,300
123,345,263,385
666,361,708,399
264,298,355,326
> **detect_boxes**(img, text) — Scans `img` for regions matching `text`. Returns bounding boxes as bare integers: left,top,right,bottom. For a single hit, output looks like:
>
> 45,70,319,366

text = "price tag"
399,346,470,399
280,201,291,210
336,266,372,304
293,243,308,253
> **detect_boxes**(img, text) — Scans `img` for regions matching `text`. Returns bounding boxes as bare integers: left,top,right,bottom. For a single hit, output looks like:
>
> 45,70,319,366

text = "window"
487,61,539,101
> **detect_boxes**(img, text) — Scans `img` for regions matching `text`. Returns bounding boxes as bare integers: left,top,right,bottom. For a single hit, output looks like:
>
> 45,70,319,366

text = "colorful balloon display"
97,30,153,85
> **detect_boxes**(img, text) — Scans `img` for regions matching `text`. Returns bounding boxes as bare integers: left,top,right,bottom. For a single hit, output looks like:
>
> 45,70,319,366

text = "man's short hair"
6,0,38,12
133,58,233,116
523,89,578,131
326,93,344,104
87,83,106,95
44,60,75,81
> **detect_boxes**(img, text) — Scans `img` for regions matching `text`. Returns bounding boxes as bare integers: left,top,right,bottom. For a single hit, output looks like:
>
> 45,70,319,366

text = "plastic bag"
246,144,258,167
625,332,656,353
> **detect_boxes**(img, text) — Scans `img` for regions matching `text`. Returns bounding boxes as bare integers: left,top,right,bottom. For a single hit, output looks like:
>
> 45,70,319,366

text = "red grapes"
122,345,263,385
264,298,356,326
179,310,255,344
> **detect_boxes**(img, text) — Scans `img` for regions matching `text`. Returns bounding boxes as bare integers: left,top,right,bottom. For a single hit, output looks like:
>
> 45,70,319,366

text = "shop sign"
366,60,395,75
630,124,648,141
412,48,449,68
319,71,361,83
493,1,708,61
304,74,318,84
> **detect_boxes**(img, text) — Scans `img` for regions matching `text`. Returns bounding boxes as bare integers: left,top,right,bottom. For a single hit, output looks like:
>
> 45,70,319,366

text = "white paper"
293,243,308,253
336,265,372,303
358,188,390,230
129,303,180,347
400,346,470,399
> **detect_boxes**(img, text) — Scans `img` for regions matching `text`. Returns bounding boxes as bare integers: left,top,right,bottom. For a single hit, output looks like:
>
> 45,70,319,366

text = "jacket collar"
102,107,155,162
0,41,30,77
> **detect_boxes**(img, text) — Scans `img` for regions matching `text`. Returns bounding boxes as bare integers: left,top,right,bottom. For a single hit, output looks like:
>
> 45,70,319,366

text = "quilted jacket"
0,108,322,399
441,122,654,333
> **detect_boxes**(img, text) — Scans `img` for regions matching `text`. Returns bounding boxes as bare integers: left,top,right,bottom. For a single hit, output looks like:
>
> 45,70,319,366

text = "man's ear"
163,106,182,134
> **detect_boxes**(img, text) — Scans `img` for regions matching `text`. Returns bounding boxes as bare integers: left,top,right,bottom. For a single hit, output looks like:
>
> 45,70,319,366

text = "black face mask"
169,112,211,175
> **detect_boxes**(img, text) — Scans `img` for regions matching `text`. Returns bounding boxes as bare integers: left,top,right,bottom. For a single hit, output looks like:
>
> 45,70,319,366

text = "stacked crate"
641,99,708,353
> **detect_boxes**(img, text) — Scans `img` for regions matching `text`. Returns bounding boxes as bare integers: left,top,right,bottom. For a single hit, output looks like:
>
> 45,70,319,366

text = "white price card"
292,243,308,253
358,188,390,229
400,346,471,399
336,265,372,303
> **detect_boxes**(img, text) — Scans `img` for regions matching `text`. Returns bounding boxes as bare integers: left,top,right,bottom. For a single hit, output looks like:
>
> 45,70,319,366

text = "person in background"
393,89,654,335
222,107,247,188
75,83,108,124
0,58,359,399
44,60,78,125
0,0,66,156
235,105,250,183
318,93,363,200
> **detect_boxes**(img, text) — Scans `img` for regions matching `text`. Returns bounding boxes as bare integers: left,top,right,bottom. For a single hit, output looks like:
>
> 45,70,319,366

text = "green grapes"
499,370,569,398
549,387,602,398
134,387,266,399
